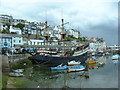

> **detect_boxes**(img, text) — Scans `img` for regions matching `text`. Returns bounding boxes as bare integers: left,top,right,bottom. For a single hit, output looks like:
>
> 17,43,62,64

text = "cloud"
0,0,118,45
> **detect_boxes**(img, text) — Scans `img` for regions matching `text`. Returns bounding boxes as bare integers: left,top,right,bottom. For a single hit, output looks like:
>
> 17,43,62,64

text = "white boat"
12,69,24,73
112,54,119,60
98,62,105,65
92,52,95,56
68,61,81,66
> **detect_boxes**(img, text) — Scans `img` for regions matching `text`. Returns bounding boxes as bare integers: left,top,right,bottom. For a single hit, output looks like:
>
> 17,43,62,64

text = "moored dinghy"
12,69,24,73
68,65,85,72
51,65,68,70
68,60,81,66
112,54,120,60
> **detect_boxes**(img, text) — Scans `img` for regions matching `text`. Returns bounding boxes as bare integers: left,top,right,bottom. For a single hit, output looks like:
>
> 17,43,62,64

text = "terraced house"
0,34,23,48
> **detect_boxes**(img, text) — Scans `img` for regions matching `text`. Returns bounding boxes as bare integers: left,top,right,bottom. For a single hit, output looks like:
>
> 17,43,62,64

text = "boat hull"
28,51,88,66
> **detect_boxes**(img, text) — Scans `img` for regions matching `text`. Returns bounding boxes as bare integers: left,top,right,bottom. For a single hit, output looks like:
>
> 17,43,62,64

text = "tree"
2,29,10,34
78,37,86,42
64,37,73,41
14,23,25,30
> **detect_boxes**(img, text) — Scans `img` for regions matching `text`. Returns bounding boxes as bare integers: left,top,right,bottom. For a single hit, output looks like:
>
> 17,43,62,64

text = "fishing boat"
68,65,85,72
28,19,89,66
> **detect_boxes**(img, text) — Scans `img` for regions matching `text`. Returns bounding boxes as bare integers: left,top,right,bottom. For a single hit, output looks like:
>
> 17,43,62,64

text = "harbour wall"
1,54,31,73
1,55,10,74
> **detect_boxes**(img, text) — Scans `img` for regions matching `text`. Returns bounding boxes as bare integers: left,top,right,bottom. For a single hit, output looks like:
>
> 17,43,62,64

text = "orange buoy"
68,70,71,73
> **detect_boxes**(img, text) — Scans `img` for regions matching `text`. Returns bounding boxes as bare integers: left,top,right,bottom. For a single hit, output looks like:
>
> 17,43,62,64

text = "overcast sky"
0,0,118,45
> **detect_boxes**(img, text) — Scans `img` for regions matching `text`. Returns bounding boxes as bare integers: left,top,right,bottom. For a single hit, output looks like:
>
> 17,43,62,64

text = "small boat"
68,65,85,72
51,65,68,70
86,60,98,64
98,62,105,65
12,69,24,73
68,60,81,66
92,52,95,56
105,52,111,56
9,72,24,77
112,54,119,60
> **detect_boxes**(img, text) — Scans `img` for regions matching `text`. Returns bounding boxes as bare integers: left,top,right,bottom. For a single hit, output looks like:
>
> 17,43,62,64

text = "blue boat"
51,65,68,70
12,69,24,73
68,65,85,72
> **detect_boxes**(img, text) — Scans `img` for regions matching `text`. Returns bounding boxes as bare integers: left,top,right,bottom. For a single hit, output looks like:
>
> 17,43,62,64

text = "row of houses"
0,33,107,52
0,14,107,51
0,14,80,39
0,33,81,49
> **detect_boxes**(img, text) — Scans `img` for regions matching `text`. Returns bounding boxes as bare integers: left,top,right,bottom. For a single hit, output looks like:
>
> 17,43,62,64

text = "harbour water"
17,56,119,88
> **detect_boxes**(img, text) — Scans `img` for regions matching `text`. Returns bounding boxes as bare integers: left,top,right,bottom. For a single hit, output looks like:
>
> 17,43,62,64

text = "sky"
0,0,119,45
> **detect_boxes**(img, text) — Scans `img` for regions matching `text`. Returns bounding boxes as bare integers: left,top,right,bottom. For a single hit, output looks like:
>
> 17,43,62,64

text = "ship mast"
44,21,49,50
60,18,66,53
60,18,66,41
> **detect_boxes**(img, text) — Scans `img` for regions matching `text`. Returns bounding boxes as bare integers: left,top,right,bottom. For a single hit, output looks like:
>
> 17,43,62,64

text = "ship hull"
28,52,88,66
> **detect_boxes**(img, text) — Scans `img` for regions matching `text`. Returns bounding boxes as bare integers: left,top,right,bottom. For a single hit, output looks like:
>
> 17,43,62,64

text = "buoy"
68,70,71,73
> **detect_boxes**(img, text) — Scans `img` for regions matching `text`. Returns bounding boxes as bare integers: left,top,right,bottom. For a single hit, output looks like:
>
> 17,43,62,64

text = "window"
19,40,21,43
8,39,10,42
30,42,32,45
14,40,15,42
37,42,39,45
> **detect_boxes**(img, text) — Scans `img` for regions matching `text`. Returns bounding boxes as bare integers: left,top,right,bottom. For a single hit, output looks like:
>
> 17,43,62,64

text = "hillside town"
1,14,119,89
0,14,109,55
1,0,120,88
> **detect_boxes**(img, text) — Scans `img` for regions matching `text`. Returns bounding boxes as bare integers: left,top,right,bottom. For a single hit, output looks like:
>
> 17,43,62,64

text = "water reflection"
112,60,119,64
24,56,118,88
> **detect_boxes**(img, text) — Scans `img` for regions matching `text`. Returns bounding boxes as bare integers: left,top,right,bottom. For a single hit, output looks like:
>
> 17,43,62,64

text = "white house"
28,39,45,45
12,35,23,48
67,29,80,38
89,41,106,52
9,26,22,34
53,26,61,40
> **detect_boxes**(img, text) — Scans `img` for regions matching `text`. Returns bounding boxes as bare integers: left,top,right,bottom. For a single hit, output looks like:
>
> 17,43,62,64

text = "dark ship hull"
28,48,88,66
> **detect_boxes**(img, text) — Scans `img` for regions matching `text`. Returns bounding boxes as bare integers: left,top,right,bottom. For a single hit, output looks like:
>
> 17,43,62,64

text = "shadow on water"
23,56,118,88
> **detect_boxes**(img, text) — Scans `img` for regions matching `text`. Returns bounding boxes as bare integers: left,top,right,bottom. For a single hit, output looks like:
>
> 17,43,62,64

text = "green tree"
2,29,10,34
14,23,25,30
64,37,73,41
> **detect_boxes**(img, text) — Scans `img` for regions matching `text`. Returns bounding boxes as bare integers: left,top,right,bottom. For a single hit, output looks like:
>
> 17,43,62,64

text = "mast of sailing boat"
60,18,66,52
44,21,49,50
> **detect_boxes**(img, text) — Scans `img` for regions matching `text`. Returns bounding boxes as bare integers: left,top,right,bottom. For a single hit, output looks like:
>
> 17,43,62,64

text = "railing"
73,47,89,56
